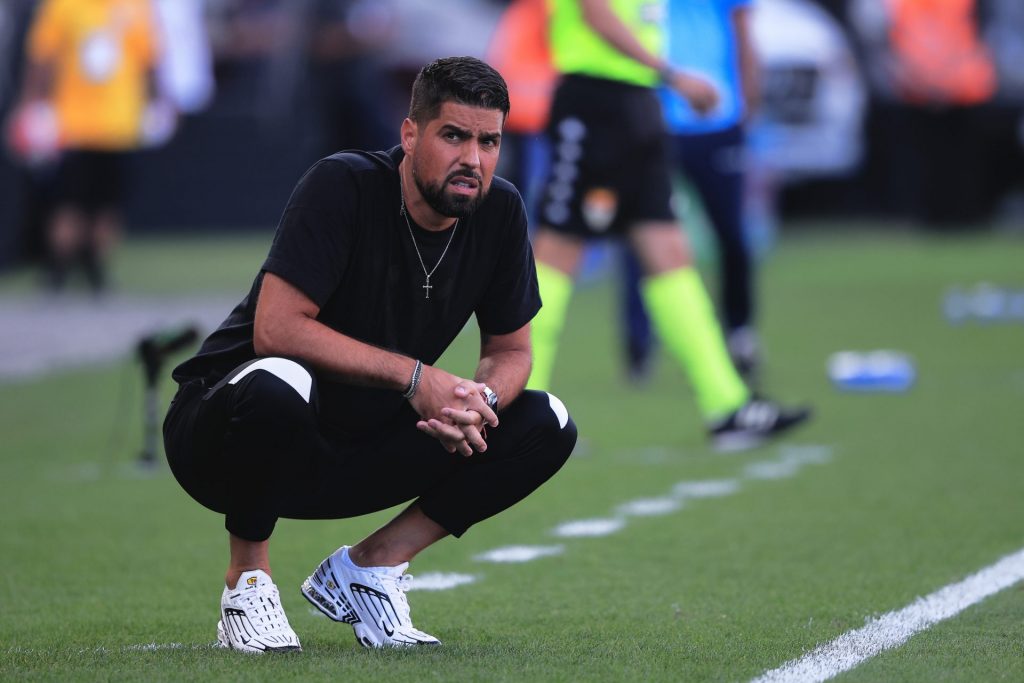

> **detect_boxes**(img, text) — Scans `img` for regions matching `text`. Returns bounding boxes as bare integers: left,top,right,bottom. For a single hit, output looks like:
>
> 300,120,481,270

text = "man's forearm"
256,311,417,392
254,272,419,392
474,349,532,410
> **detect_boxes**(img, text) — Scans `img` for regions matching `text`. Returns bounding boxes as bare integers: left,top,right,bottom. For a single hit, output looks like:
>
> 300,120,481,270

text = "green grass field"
1,225,1022,682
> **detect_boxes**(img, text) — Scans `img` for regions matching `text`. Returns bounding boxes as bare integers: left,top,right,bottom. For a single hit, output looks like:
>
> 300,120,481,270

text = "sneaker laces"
378,573,414,626
236,582,292,635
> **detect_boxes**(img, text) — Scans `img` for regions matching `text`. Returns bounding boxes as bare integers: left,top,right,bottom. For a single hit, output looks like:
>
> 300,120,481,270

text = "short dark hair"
408,56,510,124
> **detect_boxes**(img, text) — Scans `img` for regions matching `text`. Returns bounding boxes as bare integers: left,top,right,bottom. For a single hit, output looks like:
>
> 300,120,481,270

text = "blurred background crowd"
1,0,1022,285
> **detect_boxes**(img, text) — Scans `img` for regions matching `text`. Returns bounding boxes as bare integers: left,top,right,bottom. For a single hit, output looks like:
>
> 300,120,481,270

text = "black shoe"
709,397,811,452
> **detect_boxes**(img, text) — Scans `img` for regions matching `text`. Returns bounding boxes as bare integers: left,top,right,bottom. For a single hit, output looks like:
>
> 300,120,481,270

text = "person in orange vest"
886,0,997,225
485,0,557,215
888,0,995,106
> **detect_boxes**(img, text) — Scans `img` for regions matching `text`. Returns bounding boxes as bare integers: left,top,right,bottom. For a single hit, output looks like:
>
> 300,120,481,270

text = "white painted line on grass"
750,547,1024,683
409,572,479,591
474,545,565,563
123,643,204,652
778,445,834,466
5,643,213,656
616,497,682,517
672,479,741,499
552,518,626,538
745,446,835,481
744,460,801,480
88,643,218,654
465,446,832,572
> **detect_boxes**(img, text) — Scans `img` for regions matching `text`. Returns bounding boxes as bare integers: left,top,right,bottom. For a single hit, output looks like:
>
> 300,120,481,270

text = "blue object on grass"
827,351,916,392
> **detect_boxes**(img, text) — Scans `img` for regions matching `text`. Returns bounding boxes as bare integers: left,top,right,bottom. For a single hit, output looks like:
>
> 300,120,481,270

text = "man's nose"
459,141,481,169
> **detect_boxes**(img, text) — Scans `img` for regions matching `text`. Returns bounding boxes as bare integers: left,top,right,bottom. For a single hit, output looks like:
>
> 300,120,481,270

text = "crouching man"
163,56,576,652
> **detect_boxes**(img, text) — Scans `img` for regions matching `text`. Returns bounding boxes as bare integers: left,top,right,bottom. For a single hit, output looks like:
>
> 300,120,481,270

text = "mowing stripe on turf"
750,547,1024,683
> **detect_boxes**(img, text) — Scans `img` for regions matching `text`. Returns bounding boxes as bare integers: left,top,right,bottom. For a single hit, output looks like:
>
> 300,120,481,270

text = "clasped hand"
409,366,499,457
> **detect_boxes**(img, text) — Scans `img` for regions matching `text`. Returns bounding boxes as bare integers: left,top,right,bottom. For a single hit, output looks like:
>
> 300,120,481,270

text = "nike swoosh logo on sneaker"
381,621,394,637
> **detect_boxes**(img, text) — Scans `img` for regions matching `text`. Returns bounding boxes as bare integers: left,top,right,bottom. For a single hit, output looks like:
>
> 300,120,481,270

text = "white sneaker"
300,546,441,648
217,569,301,653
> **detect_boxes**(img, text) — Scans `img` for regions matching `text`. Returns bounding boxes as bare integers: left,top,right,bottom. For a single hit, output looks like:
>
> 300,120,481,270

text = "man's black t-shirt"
173,146,541,436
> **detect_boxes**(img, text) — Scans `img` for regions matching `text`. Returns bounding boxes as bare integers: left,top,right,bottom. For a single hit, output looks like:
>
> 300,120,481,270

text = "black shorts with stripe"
538,74,675,238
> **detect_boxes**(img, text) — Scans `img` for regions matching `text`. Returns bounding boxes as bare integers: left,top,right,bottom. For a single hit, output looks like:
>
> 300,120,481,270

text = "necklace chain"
400,189,458,299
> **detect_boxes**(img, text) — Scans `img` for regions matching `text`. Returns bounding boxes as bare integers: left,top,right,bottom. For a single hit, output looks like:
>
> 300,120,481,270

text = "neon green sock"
642,268,749,420
527,261,574,391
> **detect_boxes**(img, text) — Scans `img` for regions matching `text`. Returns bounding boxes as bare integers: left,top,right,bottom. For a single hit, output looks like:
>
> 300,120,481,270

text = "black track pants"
163,358,577,542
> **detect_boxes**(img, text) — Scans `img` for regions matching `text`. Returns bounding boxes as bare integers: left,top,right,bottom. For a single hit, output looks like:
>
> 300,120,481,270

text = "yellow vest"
548,0,665,87
29,0,159,150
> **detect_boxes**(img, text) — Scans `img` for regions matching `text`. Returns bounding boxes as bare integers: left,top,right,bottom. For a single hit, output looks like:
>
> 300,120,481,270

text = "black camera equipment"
137,325,199,466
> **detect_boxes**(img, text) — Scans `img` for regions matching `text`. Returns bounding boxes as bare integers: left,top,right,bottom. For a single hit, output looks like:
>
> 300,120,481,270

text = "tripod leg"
140,384,158,467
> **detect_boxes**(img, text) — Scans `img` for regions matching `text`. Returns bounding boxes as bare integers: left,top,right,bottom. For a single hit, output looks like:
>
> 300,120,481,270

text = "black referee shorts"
163,358,577,542
53,149,129,213
538,74,675,238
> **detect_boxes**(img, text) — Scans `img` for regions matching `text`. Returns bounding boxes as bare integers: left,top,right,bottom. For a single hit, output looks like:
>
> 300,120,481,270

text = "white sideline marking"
460,446,831,571
617,497,682,517
745,446,835,481
123,643,187,652
778,445,834,466
474,545,565,563
105,643,218,654
552,518,625,538
745,460,801,480
672,479,741,499
6,643,218,656
408,572,479,591
125,642,219,653
750,547,1024,683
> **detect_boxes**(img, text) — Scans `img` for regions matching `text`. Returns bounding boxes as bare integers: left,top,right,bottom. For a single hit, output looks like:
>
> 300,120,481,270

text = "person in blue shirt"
623,0,763,381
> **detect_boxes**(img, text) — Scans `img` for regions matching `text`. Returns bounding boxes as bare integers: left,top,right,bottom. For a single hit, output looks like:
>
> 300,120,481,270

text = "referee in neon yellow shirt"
528,0,809,450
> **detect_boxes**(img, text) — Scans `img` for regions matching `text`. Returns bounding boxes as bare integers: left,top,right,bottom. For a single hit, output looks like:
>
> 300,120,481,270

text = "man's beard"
412,163,488,218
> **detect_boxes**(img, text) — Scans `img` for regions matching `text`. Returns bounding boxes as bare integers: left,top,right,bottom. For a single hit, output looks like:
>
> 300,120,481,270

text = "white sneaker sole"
216,618,301,654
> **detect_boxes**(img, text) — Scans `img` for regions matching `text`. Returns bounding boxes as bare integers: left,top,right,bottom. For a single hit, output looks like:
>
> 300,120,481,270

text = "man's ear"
400,118,417,155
